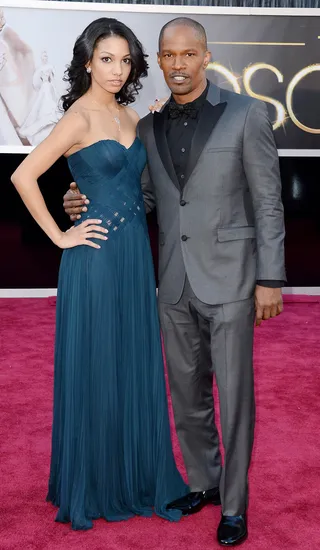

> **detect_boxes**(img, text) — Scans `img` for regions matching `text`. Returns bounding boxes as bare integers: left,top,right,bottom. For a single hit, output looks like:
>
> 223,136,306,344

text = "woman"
19,50,61,146
11,18,188,530
0,8,35,144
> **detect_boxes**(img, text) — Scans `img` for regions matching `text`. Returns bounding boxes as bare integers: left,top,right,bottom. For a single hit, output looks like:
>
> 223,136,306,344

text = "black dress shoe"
166,487,221,515
217,514,247,546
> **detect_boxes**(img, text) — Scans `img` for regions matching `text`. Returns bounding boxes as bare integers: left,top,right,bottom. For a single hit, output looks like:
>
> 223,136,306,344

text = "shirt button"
181,148,186,153
181,235,188,242
180,174,185,179
184,122,188,126
180,200,186,206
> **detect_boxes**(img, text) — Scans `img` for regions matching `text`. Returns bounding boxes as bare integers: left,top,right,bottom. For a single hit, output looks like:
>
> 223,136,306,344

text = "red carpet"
0,297,319,549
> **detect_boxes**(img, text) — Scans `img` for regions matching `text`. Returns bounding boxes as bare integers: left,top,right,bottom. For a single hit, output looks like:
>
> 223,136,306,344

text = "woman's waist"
75,198,146,231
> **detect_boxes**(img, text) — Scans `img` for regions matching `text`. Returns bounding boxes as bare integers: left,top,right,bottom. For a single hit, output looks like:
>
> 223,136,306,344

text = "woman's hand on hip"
56,219,108,250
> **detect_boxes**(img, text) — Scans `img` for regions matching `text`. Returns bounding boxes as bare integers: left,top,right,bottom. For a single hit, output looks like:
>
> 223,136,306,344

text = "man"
64,18,285,546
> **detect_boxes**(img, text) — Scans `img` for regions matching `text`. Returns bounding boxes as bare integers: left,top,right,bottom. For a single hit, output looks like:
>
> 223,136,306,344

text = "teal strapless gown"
46,138,188,530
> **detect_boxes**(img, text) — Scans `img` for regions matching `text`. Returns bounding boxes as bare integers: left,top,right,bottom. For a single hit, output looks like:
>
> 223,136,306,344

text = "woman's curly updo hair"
61,17,148,111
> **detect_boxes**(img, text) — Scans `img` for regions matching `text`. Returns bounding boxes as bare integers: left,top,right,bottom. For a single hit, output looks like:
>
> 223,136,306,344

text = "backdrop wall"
55,1,320,8
0,1,319,293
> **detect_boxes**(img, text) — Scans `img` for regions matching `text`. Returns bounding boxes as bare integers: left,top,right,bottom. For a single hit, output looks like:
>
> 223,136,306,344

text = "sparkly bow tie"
168,102,198,119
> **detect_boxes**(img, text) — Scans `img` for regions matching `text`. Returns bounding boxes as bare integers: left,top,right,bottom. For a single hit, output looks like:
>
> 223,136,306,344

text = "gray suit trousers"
159,277,255,516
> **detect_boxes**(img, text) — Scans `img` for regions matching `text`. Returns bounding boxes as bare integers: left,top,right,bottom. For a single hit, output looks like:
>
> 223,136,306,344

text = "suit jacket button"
181,235,188,241
180,200,186,206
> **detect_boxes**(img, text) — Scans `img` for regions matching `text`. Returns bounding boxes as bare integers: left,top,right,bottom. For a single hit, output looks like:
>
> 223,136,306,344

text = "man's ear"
204,50,211,69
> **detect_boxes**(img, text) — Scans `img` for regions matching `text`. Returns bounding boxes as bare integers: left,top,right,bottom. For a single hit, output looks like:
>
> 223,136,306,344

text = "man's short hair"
158,17,208,51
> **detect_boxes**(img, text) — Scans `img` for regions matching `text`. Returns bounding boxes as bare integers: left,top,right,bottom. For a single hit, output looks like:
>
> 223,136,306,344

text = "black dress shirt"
164,83,283,289
166,82,208,188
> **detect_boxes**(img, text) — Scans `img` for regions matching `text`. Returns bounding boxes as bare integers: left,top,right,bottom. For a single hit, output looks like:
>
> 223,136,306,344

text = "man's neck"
172,79,208,105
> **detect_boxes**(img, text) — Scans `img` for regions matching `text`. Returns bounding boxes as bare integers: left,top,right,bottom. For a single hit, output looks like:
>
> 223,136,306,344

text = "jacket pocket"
217,226,256,242
205,147,241,154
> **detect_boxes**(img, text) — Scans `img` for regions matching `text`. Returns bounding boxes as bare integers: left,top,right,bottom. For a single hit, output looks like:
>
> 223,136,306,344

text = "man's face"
157,25,210,97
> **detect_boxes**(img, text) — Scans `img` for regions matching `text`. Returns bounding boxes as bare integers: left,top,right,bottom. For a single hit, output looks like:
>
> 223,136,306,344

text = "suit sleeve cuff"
256,280,285,288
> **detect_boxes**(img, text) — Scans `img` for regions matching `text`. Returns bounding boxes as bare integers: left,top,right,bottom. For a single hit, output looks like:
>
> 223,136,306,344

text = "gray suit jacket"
137,82,286,305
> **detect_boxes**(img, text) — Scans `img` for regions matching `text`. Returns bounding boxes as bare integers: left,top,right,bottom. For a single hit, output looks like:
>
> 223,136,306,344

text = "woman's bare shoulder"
67,100,91,128
124,105,140,125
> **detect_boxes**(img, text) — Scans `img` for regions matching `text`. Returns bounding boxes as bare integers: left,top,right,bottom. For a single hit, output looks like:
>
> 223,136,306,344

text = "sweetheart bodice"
67,137,147,236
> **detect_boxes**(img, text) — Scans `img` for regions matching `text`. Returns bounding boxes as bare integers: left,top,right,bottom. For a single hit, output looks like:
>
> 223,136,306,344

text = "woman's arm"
11,112,108,249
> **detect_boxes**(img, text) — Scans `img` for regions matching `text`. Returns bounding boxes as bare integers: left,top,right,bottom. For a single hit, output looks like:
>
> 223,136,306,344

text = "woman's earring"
86,67,91,74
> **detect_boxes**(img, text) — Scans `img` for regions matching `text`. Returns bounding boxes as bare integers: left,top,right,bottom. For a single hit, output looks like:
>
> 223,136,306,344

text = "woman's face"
87,36,132,94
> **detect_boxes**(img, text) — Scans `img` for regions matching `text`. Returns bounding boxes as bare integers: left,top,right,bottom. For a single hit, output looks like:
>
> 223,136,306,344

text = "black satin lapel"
153,107,180,190
184,101,227,184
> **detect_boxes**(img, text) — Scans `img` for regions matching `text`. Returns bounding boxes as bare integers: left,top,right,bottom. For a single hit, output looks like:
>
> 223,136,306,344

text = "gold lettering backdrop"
209,62,320,134
205,16,320,150
208,62,320,134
